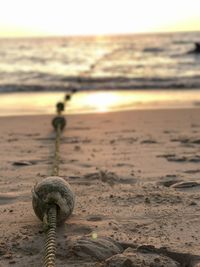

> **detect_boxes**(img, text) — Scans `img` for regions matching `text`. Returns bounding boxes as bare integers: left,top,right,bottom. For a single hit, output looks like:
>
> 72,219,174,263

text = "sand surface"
1,108,200,266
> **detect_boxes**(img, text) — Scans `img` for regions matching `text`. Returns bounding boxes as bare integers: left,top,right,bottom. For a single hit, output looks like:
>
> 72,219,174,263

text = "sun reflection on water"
1,90,200,117
76,92,121,113
70,90,200,114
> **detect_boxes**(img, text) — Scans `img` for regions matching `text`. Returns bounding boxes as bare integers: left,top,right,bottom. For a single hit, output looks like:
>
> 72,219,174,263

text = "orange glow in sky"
0,0,200,37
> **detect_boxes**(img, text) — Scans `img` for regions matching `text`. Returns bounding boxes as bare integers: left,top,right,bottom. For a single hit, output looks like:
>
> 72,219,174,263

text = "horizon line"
0,29,199,40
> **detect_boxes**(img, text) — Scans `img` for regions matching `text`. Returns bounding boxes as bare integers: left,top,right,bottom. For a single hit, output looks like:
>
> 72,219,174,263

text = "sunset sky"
0,0,200,37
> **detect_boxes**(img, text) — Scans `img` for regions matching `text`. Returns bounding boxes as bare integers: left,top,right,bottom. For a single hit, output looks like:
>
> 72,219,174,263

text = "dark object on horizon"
188,42,200,54
65,94,71,101
56,102,65,114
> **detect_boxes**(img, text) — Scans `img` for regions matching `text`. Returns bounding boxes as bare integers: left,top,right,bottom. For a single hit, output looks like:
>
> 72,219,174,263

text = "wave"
1,75,200,93
1,32,200,94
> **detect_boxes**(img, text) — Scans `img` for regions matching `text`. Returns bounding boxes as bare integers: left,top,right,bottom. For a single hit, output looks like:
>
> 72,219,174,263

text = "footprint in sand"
7,138,18,142
0,192,30,205
163,129,179,134
35,137,55,141
0,193,18,205
158,154,200,163
171,137,200,145
114,163,135,168
61,137,91,144
68,127,91,131
191,124,200,128
184,169,200,174
110,137,137,145
141,139,157,144
65,223,93,235
86,215,105,222
82,171,136,186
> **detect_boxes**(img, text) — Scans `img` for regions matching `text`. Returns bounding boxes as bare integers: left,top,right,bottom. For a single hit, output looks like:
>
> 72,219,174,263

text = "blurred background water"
1,31,200,115
0,31,200,92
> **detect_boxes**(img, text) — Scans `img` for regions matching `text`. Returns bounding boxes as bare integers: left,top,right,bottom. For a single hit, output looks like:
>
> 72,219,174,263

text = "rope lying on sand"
51,117,65,176
43,204,57,267
32,94,75,267
43,117,64,267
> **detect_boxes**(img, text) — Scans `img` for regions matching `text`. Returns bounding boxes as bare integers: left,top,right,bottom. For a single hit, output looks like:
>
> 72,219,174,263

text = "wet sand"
1,108,200,266
1,90,200,117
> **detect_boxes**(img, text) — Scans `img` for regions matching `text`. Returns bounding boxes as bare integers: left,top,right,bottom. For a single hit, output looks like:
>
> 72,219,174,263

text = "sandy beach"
1,108,200,266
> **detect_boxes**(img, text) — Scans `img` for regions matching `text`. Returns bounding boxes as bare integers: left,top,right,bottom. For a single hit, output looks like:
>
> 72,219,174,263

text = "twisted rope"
43,205,57,267
43,123,61,267
51,124,61,176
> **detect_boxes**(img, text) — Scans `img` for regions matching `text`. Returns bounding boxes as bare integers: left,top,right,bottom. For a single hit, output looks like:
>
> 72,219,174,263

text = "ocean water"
0,31,200,92
1,32,200,116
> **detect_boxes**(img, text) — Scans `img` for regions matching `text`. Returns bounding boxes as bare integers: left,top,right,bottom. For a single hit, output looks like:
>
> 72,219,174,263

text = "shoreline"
0,105,199,119
1,108,200,266
1,89,200,117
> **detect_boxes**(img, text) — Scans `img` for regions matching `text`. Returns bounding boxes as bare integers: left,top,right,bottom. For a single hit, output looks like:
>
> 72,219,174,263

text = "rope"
43,205,57,267
51,124,61,176
44,122,62,267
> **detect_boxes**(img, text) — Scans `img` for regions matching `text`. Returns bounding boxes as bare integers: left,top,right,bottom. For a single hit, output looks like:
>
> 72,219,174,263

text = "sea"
0,31,200,115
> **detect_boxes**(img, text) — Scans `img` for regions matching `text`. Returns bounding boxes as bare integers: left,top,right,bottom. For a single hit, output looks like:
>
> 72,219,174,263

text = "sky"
0,0,200,37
